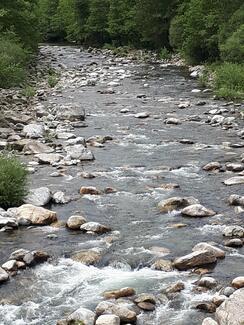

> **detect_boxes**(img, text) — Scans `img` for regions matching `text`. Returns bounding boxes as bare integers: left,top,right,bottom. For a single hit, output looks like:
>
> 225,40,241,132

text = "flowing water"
0,45,243,324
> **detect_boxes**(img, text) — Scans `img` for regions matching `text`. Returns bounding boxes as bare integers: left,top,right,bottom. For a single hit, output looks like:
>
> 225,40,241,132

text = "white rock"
223,226,244,238
25,187,51,206
0,267,9,283
52,191,70,204
23,124,45,138
96,315,120,325
65,144,94,160
193,242,225,258
181,204,216,217
66,215,87,230
36,153,63,164
224,176,244,186
66,307,95,325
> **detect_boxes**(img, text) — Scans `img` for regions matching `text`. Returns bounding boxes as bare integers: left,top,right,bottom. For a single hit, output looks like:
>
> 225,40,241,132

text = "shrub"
159,47,172,60
220,25,244,64
214,63,244,100
0,36,28,88
0,154,28,209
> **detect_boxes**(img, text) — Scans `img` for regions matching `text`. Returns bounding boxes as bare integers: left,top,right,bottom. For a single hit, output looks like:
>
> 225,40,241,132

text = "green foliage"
0,154,28,209
48,75,59,88
159,47,172,60
220,25,244,64
0,35,28,88
214,63,244,100
21,86,36,97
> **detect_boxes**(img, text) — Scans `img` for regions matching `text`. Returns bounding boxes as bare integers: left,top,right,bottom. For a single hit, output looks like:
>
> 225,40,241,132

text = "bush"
220,25,244,63
0,36,28,88
159,47,172,60
0,155,28,209
214,63,244,100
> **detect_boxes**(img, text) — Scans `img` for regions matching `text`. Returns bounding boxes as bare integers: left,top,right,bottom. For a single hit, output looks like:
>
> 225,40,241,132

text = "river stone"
202,318,218,325
25,187,51,206
212,295,226,307
15,204,57,225
158,196,199,212
196,277,218,289
135,112,150,118
66,307,95,325
181,204,216,217
57,132,76,140
151,259,173,271
66,215,87,230
80,186,102,195
103,287,136,299
137,302,155,311
224,239,243,247
96,315,120,325
2,260,17,272
72,250,101,265
0,217,18,229
9,249,30,261
226,163,244,172
203,162,221,171
57,107,85,122
232,277,244,289
164,117,181,125
95,301,137,323
216,288,244,325
224,176,244,186
23,123,45,138
52,191,70,204
173,250,217,270
192,242,225,258
80,222,111,234
36,153,63,164
195,302,216,313
0,267,9,284
66,136,86,145
134,293,156,304
9,139,33,151
65,144,94,160
23,250,49,266
23,141,54,154
165,281,185,294
222,226,244,238
228,195,244,206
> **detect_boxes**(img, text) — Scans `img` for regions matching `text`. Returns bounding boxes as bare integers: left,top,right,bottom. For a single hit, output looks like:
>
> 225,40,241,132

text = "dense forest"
0,0,243,98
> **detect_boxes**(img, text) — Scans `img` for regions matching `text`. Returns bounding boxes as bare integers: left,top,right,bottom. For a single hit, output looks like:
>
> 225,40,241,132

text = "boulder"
57,132,76,140
173,250,217,270
137,302,155,311
65,144,94,160
80,222,111,234
96,315,120,325
103,287,135,299
23,250,49,266
216,288,244,325
195,302,216,313
15,204,57,225
72,250,101,265
181,204,216,217
36,153,62,164
164,118,181,125
223,226,244,238
224,177,244,186
0,267,9,284
232,277,244,289
23,141,54,154
95,301,137,323
25,187,51,206
192,242,225,258
23,123,45,138
158,196,199,213
202,162,221,171
9,249,29,261
66,307,95,325
226,163,244,172
57,107,85,122
66,215,87,230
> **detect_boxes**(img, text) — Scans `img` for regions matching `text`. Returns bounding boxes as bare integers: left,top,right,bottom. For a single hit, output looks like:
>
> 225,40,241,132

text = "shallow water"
0,45,243,324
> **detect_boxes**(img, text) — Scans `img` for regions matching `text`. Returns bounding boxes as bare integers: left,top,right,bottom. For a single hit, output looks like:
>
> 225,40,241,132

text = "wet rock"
137,302,155,311
173,250,217,270
57,132,76,140
103,287,136,299
178,101,190,109
158,196,199,213
196,277,218,289
80,186,102,195
23,141,54,154
232,277,244,289
223,226,244,238
104,187,117,194
9,139,33,151
2,260,18,272
212,295,226,307
57,107,85,122
226,163,244,172
66,307,95,325
192,242,225,258
151,259,173,272
216,288,244,324
195,302,216,313
134,112,150,119
66,137,86,146
203,162,221,171
165,281,185,294
224,176,244,186
23,123,45,138
25,187,51,206
87,135,113,144
96,315,120,325
0,267,9,284
9,249,30,261
65,144,94,160
0,217,18,229
228,194,244,206
202,317,218,325
164,118,181,125
222,287,236,297
79,172,96,179
96,301,137,323
181,204,216,217
224,239,243,247
23,250,49,266
72,250,101,265
36,153,63,164
159,183,180,190
66,215,87,230
15,204,57,225
80,222,111,234
52,191,71,204
134,293,156,305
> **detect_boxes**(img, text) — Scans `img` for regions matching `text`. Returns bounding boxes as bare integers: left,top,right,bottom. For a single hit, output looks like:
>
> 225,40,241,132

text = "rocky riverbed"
0,45,244,325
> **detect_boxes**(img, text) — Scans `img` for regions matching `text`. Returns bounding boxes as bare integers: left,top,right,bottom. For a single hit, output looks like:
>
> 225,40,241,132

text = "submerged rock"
173,250,217,270
202,162,221,171
151,259,173,272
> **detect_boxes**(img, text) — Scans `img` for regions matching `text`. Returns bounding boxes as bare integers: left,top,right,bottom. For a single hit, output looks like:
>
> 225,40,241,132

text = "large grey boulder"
23,141,54,154
96,301,137,323
25,187,51,206
216,288,244,325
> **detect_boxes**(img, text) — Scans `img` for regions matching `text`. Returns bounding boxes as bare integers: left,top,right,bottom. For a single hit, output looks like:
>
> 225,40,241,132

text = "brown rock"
80,186,102,195
232,277,244,289
72,250,101,265
103,287,136,299
151,259,173,272
15,204,57,225
173,250,217,270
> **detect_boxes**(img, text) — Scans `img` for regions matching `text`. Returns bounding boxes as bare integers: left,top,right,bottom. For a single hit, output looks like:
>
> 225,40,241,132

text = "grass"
21,85,36,97
0,154,28,209
159,47,172,60
47,69,59,88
